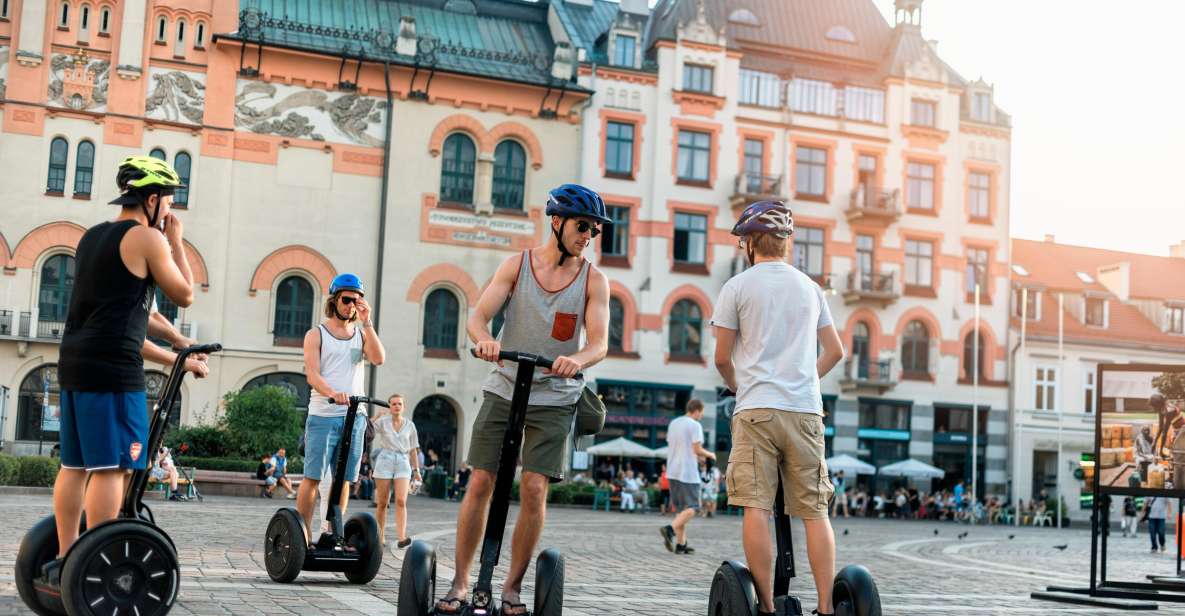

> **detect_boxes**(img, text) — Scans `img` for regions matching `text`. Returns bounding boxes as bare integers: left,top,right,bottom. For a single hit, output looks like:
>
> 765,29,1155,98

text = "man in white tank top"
297,273,387,542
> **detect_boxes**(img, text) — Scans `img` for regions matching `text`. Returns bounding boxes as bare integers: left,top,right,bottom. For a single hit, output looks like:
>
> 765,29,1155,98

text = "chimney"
550,42,575,81
620,0,650,16
1044,234,1055,243
1172,241,1185,259
396,16,417,57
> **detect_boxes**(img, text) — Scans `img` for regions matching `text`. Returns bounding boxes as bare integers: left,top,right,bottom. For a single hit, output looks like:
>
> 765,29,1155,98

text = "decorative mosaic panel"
234,80,385,147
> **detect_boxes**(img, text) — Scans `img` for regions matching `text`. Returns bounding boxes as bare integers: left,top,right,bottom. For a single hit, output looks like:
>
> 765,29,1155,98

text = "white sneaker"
287,493,295,499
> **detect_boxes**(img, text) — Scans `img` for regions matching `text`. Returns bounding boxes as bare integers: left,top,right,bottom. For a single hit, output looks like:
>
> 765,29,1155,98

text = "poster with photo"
1095,364,1185,495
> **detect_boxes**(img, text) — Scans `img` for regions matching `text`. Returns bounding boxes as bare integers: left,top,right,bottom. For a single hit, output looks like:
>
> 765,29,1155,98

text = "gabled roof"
550,0,619,59
645,0,731,51
725,0,893,65
883,25,966,86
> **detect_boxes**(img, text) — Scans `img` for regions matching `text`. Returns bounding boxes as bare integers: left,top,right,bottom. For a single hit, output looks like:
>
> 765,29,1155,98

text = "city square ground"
2,493,1185,615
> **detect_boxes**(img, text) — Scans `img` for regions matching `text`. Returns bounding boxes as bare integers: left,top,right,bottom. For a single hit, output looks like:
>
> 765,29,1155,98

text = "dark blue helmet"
732,201,793,239
329,273,364,296
545,184,612,224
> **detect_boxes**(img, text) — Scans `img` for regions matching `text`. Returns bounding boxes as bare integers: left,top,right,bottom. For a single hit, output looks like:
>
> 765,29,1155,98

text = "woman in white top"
371,393,421,547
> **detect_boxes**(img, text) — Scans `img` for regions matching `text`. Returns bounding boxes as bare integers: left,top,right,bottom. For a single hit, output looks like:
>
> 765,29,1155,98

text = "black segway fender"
264,508,308,583
397,540,437,616
533,548,564,616
708,560,758,616
15,515,67,616
59,520,180,616
832,565,881,616
343,512,383,584
59,517,177,562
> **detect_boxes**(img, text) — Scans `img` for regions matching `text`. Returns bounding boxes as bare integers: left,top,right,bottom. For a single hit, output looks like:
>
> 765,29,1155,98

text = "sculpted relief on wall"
234,80,385,147
48,51,110,112
0,46,8,100
145,68,207,125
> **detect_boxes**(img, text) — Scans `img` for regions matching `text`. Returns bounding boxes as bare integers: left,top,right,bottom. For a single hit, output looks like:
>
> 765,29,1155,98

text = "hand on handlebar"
183,357,209,379
332,391,349,405
545,355,581,379
475,340,503,367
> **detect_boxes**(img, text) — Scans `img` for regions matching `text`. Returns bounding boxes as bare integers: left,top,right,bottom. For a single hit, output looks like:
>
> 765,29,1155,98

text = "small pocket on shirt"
551,312,578,342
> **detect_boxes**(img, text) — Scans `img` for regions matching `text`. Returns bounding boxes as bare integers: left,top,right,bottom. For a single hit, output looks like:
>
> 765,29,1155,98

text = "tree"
222,385,303,457
1152,371,1185,402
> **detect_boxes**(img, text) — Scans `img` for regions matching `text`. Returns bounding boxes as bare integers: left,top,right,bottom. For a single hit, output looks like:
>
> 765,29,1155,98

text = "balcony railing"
19,311,31,338
840,357,896,393
843,271,899,306
0,310,12,336
846,187,901,225
37,320,66,340
731,173,786,204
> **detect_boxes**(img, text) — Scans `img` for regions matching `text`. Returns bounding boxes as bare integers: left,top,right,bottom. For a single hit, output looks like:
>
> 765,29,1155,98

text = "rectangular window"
904,240,933,287
739,69,780,107
934,406,989,434
972,92,992,122
910,99,936,127
790,79,837,115
612,34,636,68
1014,288,1039,319
792,227,825,277
1168,306,1185,334
1034,366,1058,411
605,121,635,177
677,130,711,183
906,162,935,210
965,248,989,294
673,212,707,264
858,400,911,431
1084,368,1096,414
795,146,827,197
601,205,630,257
1085,297,1106,327
683,64,714,94
844,86,885,123
743,138,764,193
969,172,990,219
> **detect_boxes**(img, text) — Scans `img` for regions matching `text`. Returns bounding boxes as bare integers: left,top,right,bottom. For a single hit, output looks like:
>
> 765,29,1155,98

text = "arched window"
47,137,69,193
74,141,95,196
668,299,702,357
80,5,90,32
492,140,526,211
149,147,166,160
608,296,625,352
423,288,459,351
900,320,929,375
58,2,70,28
174,19,186,56
963,332,985,381
413,395,458,472
156,16,168,42
244,372,311,413
273,276,314,347
439,133,475,205
17,364,60,442
173,152,191,206
195,22,206,48
851,322,871,379
99,7,111,33
38,255,76,334
145,370,182,431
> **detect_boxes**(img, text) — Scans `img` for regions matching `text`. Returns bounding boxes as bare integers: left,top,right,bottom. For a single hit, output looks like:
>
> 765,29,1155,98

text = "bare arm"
713,325,738,392
563,268,610,372
147,310,196,348
693,440,716,460
817,324,845,378
355,298,386,365
468,254,521,364
141,339,209,377
135,219,194,307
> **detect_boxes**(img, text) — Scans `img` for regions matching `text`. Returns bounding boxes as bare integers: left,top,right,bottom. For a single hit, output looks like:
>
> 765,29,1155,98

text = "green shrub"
222,386,303,458
165,425,231,458
15,456,59,487
0,454,20,485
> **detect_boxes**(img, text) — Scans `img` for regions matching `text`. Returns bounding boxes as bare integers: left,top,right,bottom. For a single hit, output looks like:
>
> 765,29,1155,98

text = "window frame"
900,320,930,376
1034,365,1058,412
672,212,707,265
173,151,192,207
903,239,933,288
604,120,635,178
682,63,714,94
38,254,76,325
423,287,461,355
272,275,315,347
99,6,110,34
794,145,827,198
79,4,90,32
600,205,631,260
742,137,764,192
738,69,780,107
149,147,167,160
195,21,207,48
1168,305,1185,334
965,247,989,296
491,140,526,212
73,140,95,197
668,298,703,359
676,129,711,184
1083,367,1096,414
968,171,991,220
791,226,825,278
972,92,992,122
1085,297,1106,327
439,133,477,205
910,99,936,127
58,1,70,28
608,296,626,353
906,161,935,211
962,332,986,382
612,33,636,68
47,137,69,194
155,16,168,43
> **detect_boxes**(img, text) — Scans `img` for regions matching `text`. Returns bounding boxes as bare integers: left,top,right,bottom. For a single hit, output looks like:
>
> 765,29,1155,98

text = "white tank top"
307,323,366,418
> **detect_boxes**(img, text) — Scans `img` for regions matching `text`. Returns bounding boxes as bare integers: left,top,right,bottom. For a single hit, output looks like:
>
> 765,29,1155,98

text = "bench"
592,488,650,513
182,470,305,498
146,466,195,499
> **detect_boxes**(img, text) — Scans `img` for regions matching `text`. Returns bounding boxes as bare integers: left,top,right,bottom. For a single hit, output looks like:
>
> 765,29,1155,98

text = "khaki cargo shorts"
467,393,575,482
726,409,834,519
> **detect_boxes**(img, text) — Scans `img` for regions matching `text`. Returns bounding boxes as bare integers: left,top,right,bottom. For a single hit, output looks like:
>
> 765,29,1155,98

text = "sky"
875,1,1185,256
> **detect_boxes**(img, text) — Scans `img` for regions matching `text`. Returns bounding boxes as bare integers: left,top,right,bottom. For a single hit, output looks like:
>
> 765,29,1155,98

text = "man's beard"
334,307,357,322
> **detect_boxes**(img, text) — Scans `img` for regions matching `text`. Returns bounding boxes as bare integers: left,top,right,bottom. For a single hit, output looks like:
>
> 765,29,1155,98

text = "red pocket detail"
551,312,578,342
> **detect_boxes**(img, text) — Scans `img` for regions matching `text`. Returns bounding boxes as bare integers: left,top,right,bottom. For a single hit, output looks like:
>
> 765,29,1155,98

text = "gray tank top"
482,250,589,405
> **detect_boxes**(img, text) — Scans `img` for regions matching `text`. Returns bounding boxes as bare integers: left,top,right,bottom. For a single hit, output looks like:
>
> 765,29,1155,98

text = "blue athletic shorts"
59,391,149,471
303,414,367,483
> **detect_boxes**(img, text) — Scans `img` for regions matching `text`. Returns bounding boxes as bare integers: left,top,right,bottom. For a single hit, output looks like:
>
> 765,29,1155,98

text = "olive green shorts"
467,393,576,482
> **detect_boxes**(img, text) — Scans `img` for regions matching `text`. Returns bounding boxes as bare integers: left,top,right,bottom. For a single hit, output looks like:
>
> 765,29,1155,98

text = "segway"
263,395,387,584
399,349,568,616
15,343,222,616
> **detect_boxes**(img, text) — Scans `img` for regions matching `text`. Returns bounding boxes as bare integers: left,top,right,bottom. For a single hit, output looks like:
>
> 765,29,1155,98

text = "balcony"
839,358,896,393
846,187,901,227
37,320,66,340
730,173,787,207
843,271,899,307
0,310,12,337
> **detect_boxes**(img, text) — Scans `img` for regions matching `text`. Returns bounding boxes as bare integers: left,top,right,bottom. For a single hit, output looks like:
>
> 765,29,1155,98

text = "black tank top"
59,220,155,392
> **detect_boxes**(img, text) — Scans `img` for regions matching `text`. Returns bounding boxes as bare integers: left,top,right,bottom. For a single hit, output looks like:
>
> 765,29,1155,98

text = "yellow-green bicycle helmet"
108,155,185,206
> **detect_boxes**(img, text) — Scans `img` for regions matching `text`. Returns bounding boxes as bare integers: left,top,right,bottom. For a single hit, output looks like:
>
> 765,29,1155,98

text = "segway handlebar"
469,348,583,379
348,395,390,409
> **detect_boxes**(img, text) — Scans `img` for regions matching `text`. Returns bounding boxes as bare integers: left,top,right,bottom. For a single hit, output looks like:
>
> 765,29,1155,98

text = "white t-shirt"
711,261,834,415
666,415,705,484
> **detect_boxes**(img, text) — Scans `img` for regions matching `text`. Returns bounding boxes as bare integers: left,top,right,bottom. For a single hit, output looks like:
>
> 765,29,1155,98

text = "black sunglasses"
339,296,358,305
575,220,601,238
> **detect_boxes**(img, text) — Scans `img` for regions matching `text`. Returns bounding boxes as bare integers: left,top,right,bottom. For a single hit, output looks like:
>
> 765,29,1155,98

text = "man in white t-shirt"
660,399,716,554
712,201,846,616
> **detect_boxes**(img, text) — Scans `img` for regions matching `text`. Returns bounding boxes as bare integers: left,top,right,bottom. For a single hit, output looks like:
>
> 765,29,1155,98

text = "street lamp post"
972,283,980,512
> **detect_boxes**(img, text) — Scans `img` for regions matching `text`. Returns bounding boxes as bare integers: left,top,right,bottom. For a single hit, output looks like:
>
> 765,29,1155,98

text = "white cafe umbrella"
585,437,657,458
877,458,945,480
825,454,876,476
651,445,670,458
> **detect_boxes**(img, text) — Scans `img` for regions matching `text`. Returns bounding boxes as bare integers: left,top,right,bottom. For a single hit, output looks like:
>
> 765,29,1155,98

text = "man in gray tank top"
434,184,611,616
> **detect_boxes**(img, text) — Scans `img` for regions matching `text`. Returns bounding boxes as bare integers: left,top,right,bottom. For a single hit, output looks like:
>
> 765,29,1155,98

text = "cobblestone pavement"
2,494,1185,615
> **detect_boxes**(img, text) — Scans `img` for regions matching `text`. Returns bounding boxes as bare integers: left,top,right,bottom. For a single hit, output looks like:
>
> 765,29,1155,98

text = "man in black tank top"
41,156,198,588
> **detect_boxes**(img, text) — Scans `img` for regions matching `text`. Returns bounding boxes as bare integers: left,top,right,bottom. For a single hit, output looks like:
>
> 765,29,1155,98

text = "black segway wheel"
343,512,382,584
264,508,306,583
533,548,564,616
832,565,881,616
397,540,436,616
708,560,757,616
15,515,66,616
59,521,179,616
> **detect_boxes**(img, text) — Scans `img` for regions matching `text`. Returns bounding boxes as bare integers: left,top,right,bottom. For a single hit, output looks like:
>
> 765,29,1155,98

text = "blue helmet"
732,201,794,239
545,184,612,224
329,273,365,296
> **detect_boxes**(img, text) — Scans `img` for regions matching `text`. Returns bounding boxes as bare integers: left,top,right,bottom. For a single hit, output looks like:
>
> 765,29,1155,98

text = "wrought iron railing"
846,271,897,295
0,310,11,336
848,187,900,214
844,357,894,383
734,173,783,198
37,320,66,340
19,311,32,337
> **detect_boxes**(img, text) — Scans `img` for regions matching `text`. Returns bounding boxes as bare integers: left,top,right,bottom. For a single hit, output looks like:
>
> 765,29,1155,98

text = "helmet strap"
141,191,162,230
552,218,572,266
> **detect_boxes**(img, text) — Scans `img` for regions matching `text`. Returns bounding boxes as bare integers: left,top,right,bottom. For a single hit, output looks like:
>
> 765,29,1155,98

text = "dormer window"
612,33,636,68
825,25,856,43
1167,305,1184,334
1076,271,1095,284
1085,297,1106,327
972,92,992,122
1013,287,1040,320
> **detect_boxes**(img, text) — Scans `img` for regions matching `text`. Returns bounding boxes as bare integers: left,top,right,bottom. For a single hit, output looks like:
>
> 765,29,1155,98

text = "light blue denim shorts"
303,413,367,482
